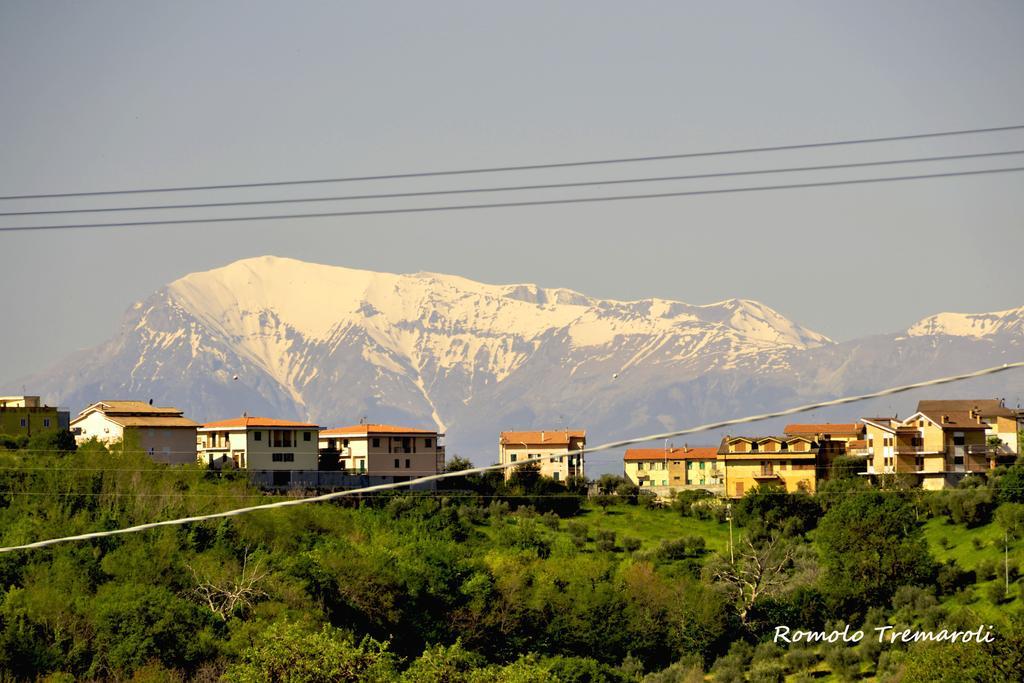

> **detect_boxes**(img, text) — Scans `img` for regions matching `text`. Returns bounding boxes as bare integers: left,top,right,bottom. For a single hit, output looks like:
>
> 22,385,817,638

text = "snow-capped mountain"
906,306,1024,339
16,257,1024,466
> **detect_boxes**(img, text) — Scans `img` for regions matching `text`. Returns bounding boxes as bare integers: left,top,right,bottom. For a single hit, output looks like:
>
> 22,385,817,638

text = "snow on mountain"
906,306,1024,339
15,256,1023,468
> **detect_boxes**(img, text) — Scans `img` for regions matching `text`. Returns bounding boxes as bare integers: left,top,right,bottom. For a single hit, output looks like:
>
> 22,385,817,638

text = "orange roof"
321,423,441,436
500,429,586,446
624,447,717,462
201,416,318,429
784,423,862,436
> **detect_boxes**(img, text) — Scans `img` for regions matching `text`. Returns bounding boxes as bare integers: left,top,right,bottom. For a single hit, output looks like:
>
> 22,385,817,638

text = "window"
699,461,706,469
271,453,295,463
638,462,644,470
750,441,759,451
553,472,560,481
394,458,400,468
780,441,789,451
405,459,411,468
254,431,262,441
43,418,51,428
510,453,517,462
19,419,26,427
425,438,433,448
303,431,311,441
372,437,381,448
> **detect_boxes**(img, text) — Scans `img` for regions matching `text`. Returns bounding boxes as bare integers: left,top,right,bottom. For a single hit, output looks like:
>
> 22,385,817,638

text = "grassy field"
922,516,1023,620
571,503,732,553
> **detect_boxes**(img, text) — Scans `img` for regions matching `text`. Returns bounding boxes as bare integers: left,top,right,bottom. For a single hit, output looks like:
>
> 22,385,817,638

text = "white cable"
0,361,1020,553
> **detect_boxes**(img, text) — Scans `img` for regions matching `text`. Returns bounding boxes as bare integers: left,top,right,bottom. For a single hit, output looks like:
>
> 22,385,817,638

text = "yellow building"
197,416,320,478
862,405,993,489
0,395,67,440
70,400,197,464
917,399,1020,459
318,423,445,479
624,446,719,491
717,435,818,498
499,429,586,483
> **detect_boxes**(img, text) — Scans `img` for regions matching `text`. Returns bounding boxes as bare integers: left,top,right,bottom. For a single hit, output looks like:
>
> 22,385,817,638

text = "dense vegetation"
0,437,1023,681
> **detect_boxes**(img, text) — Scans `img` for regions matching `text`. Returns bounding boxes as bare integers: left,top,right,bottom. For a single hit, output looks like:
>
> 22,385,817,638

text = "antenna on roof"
360,416,366,425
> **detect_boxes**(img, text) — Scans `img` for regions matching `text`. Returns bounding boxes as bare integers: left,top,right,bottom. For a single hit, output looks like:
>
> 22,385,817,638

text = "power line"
0,361,1019,552
1,124,1021,201
3,165,1022,234
3,149,1021,218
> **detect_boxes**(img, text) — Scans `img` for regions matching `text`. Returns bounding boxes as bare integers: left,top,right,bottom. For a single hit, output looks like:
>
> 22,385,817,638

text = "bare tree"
709,534,800,623
188,549,269,621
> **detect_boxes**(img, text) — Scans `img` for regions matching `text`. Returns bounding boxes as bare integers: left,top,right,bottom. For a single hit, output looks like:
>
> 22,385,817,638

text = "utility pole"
727,502,735,565
1006,529,1010,593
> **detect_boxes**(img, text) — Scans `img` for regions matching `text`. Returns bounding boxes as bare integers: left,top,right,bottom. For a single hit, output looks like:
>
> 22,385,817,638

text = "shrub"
976,558,997,582
621,537,642,553
987,581,1007,604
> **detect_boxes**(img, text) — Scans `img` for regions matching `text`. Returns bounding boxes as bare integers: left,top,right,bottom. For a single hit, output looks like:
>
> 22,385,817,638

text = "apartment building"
0,395,68,439
197,417,319,478
917,399,1020,457
784,422,866,479
624,446,719,490
318,423,445,479
498,429,586,483
862,406,993,489
70,400,198,464
717,435,818,497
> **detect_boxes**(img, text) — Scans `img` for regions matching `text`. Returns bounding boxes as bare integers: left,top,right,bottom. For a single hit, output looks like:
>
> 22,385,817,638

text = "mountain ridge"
12,256,1024,467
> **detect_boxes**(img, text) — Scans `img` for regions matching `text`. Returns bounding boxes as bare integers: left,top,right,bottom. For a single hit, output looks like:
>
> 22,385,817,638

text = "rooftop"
201,416,319,429
321,424,442,436
500,429,586,446
624,446,717,462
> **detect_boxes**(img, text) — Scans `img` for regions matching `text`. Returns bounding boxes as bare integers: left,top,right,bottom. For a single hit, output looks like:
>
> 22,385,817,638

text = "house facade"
0,395,68,440
498,430,586,483
717,435,818,497
862,406,993,490
70,400,198,464
318,424,445,479
917,399,1020,458
197,417,319,475
624,446,719,491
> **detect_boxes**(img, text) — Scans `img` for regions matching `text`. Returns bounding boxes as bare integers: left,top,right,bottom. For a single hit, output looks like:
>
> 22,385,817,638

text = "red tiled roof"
500,430,586,446
321,424,440,436
201,416,318,429
624,447,717,462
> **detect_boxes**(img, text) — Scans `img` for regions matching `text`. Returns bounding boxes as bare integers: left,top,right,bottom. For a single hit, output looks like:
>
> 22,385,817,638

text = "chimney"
942,415,950,424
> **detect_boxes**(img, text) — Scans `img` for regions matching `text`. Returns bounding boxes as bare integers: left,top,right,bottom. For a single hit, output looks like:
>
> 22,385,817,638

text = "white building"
197,416,320,474
70,401,198,464
498,429,586,483
318,423,445,479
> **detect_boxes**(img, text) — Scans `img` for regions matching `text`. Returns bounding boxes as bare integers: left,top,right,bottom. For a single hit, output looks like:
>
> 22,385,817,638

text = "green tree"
815,490,935,612
223,620,397,682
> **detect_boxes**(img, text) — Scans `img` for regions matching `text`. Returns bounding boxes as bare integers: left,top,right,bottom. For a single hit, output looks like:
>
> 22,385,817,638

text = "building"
624,446,720,494
917,399,1021,457
0,395,68,439
197,417,320,477
318,423,445,479
717,435,818,497
70,400,198,464
862,405,994,490
498,429,586,483
784,422,866,478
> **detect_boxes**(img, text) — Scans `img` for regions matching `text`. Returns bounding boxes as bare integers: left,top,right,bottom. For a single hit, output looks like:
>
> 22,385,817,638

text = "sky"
1,1,1022,387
